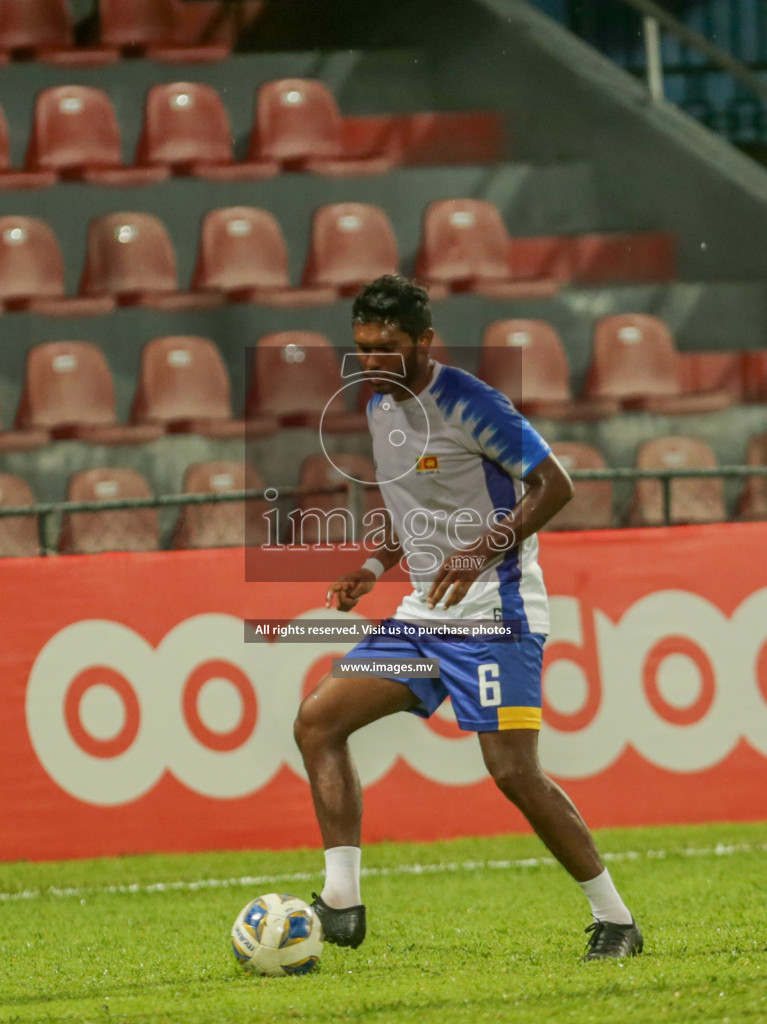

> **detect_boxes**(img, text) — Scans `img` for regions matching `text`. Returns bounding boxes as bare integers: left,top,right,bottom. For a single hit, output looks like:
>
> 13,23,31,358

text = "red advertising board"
2,522,767,862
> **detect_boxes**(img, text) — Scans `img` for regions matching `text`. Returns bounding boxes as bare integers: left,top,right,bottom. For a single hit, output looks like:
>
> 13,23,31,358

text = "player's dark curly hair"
352,275,432,341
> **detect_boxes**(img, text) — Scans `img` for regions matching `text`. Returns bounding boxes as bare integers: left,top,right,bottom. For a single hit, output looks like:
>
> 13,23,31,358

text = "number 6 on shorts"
478,662,501,706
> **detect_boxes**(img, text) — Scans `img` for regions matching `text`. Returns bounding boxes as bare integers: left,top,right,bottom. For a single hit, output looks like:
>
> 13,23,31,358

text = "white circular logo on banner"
24,590,767,805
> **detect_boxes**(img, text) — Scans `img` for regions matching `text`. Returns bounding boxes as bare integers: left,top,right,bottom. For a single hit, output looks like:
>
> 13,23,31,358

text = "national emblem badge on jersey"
416,455,440,474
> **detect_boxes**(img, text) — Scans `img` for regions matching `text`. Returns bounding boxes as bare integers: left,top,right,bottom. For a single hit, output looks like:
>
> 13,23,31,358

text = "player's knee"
293,674,339,751
486,755,543,804
292,706,308,752
293,698,320,753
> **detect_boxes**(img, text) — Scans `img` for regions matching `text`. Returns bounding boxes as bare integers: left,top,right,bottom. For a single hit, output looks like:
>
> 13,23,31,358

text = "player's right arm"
325,522,403,611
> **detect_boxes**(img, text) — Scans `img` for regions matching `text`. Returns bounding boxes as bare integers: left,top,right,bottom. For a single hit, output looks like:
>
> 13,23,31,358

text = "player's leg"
441,632,641,958
478,728,642,959
294,670,420,947
294,670,419,849
478,727,603,880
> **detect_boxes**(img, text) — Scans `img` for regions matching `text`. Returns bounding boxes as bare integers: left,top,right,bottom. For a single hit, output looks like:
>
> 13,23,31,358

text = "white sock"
321,846,362,909
578,868,633,924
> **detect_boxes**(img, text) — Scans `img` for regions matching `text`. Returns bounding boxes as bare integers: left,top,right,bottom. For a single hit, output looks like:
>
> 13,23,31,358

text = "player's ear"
417,328,435,348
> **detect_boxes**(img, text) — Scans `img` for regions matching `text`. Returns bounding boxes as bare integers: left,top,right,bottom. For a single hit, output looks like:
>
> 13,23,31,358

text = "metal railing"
566,0,767,143
0,484,352,555
567,464,767,526
1,468,766,554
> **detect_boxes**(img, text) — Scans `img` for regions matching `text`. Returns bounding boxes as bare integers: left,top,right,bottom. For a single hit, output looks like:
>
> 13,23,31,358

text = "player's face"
353,321,433,399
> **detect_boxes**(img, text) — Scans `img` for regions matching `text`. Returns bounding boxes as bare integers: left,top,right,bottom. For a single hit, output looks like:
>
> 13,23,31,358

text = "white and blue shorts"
343,618,545,733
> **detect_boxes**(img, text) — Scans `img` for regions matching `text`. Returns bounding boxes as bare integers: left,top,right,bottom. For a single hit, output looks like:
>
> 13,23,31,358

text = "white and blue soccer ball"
231,893,323,976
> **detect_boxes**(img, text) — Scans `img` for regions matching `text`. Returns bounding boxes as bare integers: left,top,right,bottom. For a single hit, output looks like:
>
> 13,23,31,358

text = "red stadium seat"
302,203,399,297
0,375,48,450
0,413,48,451
98,0,229,62
584,314,734,414
246,331,368,432
0,473,39,555
416,198,505,287
478,319,619,420
743,351,767,403
415,199,559,299
392,111,505,166
352,110,509,170
15,341,162,444
131,335,276,439
58,468,160,555
0,216,113,315
249,78,395,175
737,434,767,521
571,231,676,283
0,216,63,310
26,86,168,186
628,436,725,526
292,453,381,544
0,474,39,556
172,460,271,549
0,104,56,189
0,0,117,65
678,351,745,404
585,314,675,401
136,83,277,181
543,442,614,531
80,212,223,311
508,236,574,283
339,114,403,165
191,206,334,306
479,319,566,409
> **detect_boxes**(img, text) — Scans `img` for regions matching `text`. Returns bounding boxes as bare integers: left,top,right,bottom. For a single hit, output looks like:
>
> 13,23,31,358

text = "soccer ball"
231,893,323,976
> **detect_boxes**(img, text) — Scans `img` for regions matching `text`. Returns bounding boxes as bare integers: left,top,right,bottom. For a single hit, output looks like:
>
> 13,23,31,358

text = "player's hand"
325,570,377,612
426,552,487,610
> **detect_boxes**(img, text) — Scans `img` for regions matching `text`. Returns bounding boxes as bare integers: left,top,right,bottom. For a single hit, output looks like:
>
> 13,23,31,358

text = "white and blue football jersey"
367,361,552,632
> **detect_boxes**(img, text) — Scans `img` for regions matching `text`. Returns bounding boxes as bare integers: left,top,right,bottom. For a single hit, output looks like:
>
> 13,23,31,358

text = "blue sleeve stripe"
431,367,550,476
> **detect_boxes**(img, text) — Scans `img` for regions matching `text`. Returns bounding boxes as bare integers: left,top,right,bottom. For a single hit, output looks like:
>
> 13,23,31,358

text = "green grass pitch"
0,822,765,1024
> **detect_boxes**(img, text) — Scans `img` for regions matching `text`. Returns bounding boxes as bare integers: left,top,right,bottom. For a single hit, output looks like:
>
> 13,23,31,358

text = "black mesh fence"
1,468,766,558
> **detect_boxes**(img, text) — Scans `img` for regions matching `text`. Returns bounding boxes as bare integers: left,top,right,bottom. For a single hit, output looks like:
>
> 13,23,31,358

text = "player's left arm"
427,452,573,610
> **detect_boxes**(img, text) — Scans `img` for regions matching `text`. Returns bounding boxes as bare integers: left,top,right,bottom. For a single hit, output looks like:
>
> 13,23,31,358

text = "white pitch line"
0,841,764,904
